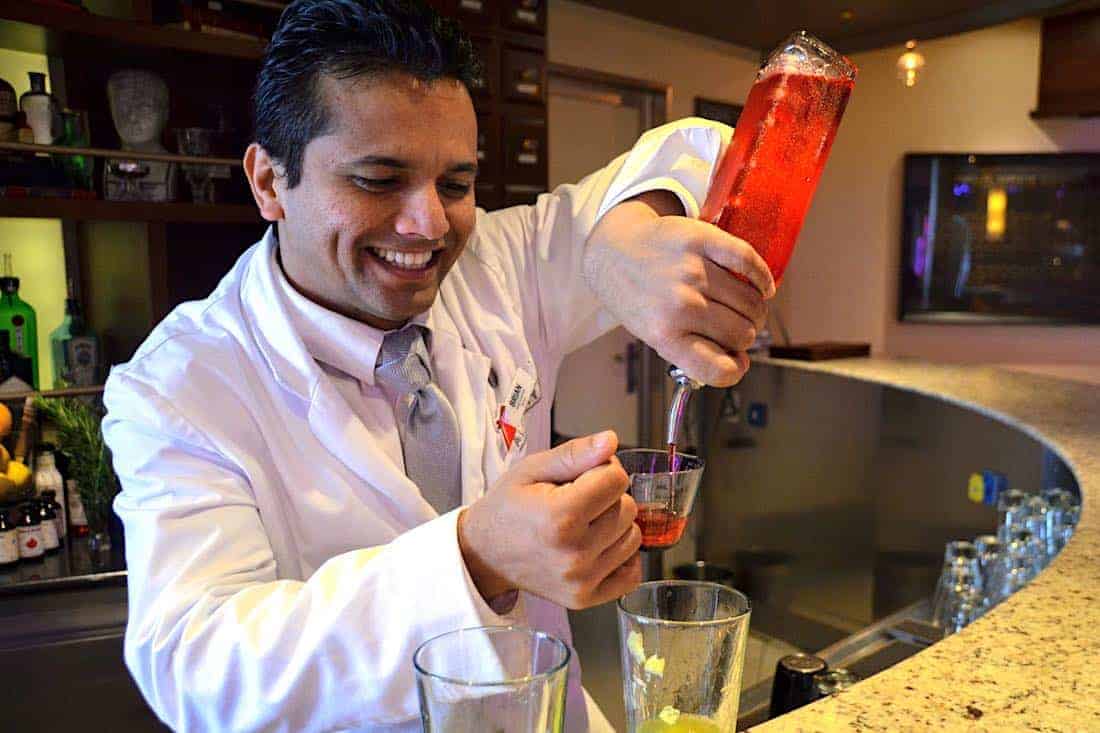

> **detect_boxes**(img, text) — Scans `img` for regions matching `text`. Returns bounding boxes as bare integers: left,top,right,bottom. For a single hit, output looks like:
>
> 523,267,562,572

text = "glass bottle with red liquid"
648,33,856,552
700,31,857,286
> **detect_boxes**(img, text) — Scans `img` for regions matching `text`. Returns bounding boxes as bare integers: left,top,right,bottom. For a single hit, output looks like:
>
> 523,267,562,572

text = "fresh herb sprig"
33,395,117,531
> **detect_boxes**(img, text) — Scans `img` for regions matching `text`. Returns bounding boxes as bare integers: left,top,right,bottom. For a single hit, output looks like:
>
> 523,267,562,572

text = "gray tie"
375,326,463,513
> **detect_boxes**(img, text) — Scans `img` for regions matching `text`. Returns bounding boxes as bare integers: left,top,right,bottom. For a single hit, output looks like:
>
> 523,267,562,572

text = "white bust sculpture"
105,69,175,201
107,69,169,152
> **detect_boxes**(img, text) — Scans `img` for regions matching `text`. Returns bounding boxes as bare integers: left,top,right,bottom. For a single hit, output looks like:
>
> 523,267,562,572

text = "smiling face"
272,71,478,330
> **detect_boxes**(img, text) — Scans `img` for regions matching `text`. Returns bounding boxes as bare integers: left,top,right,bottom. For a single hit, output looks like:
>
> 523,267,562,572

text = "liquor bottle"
0,330,34,394
41,489,65,546
17,503,44,562
66,478,89,538
18,71,57,146
14,111,35,145
0,509,18,569
0,76,16,143
49,283,99,387
0,254,39,389
35,499,59,554
56,110,93,191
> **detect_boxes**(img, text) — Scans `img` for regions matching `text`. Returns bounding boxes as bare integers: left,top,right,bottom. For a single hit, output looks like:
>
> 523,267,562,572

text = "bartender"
102,0,774,731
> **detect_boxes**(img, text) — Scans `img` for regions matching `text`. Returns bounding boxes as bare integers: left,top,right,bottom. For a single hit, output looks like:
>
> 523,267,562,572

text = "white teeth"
370,247,434,270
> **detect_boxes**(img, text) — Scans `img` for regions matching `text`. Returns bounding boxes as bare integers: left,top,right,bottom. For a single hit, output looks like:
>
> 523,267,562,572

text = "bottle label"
40,517,58,551
66,337,98,386
0,530,17,564
68,482,88,526
17,525,43,558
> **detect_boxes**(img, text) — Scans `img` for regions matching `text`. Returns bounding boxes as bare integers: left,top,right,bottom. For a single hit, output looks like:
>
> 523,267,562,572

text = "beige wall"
783,18,1100,368
548,0,760,121
550,6,1100,373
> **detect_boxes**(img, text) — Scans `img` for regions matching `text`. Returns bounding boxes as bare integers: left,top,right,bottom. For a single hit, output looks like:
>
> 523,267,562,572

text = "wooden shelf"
0,4,265,60
0,197,261,224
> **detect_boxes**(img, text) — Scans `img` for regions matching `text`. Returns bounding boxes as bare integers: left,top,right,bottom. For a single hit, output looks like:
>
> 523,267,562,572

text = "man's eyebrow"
344,156,479,175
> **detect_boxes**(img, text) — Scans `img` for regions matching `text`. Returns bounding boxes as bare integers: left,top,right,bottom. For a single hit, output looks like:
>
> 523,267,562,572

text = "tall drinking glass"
700,31,857,285
618,581,751,732
414,626,569,733
617,449,704,551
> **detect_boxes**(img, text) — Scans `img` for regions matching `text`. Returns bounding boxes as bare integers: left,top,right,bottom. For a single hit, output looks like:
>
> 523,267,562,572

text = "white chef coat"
103,117,731,733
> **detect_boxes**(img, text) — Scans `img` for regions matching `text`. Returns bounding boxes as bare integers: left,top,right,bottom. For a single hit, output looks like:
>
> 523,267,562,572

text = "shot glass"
414,626,570,732
616,449,704,551
618,580,751,732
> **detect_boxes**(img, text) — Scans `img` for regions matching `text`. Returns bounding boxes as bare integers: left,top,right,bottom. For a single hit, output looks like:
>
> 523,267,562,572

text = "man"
103,1,774,731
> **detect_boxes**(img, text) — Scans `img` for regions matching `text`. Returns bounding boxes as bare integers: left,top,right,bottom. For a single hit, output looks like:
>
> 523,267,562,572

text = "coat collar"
240,226,463,401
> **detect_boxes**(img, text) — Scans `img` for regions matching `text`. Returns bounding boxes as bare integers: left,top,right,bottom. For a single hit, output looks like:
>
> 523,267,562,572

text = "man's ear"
243,143,286,222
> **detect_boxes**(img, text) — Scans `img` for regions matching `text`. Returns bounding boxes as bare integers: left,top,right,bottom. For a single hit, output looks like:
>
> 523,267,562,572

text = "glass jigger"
618,581,751,732
414,626,570,733
175,127,217,204
617,449,704,551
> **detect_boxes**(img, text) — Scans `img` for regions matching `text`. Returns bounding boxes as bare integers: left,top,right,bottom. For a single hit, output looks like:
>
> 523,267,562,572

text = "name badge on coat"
496,367,538,452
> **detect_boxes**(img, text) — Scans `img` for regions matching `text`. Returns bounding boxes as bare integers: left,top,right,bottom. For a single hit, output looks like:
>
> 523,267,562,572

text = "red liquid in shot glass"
637,505,688,550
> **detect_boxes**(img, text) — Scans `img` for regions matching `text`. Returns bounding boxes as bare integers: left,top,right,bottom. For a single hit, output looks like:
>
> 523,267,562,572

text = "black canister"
769,653,827,718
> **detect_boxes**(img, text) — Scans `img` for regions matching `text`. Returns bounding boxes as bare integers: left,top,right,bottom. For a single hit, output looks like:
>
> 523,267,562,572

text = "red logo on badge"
26,538,37,549
497,405,517,450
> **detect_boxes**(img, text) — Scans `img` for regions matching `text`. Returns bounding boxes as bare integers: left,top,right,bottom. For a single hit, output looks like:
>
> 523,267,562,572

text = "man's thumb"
514,430,618,485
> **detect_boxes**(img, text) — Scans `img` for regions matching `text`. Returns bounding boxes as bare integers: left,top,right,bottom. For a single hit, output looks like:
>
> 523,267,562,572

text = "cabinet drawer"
502,114,547,184
469,37,498,99
449,0,497,29
502,46,545,104
476,113,501,180
501,0,545,35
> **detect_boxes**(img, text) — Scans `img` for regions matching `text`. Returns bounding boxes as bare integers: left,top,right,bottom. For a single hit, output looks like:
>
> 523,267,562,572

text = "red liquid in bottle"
700,64,855,285
637,505,688,550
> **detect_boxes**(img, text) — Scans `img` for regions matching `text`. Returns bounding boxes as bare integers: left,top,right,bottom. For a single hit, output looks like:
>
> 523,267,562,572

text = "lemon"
7,459,31,490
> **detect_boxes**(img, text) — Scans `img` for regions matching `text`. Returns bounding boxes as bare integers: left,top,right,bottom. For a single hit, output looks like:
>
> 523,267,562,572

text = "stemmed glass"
175,127,216,204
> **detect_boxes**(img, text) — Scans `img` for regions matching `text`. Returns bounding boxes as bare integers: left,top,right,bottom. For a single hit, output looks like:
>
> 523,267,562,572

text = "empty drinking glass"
1008,528,1046,579
1041,489,1076,557
973,535,1003,606
1061,504,1081,548
1023,495,1051,567
932,564,980,627
176,127,217,204
931,541,982,625
618,581,751,732
414,626,570,733
996,489,1029,543
940,583,984,635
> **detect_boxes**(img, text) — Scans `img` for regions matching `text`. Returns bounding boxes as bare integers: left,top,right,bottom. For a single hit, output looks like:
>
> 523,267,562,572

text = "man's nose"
394,186,450,241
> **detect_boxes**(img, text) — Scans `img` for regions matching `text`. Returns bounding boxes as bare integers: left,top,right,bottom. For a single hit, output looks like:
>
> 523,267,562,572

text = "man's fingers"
701,228,776,299
511,430,618,486
590,552,642,606
702,260,769,331
587,494,638,552
691,298,759,354
661,334,749,387
554,457,630,525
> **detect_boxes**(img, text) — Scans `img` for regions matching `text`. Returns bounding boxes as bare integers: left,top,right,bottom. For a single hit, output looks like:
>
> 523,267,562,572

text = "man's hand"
458,431,642,610
583,191,776,387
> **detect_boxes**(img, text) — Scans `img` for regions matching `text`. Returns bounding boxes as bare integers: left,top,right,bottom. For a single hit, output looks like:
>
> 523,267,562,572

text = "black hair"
253,0,482,188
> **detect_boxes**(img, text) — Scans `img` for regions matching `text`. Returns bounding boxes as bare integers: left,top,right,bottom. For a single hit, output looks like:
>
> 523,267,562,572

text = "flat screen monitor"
899,153,1100,324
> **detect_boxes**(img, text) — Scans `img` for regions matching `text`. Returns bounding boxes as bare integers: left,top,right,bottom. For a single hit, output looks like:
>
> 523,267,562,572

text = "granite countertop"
748,357,1099,733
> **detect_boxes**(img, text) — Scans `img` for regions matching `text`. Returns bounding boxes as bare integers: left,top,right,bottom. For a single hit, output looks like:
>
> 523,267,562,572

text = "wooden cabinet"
1033,8,1100,118
0,0,548,366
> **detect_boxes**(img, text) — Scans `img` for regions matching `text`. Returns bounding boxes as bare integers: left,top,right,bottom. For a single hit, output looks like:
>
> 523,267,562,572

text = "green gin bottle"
0,254,39,389
50,282,99,387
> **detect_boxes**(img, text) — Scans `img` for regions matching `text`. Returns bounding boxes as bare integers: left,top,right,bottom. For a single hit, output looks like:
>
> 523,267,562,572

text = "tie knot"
376,325,431,393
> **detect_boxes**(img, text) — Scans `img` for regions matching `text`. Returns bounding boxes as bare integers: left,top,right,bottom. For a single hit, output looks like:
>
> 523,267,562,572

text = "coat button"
488,368,498,388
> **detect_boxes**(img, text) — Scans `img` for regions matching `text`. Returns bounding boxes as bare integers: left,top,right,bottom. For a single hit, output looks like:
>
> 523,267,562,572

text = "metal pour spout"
666,366,703,448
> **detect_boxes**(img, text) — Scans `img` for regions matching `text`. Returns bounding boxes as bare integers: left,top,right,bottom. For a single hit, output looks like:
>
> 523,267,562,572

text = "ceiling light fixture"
897,40,926,87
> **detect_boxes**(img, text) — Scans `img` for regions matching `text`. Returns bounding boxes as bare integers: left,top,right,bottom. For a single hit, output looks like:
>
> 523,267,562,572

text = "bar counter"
749,357,1099,732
